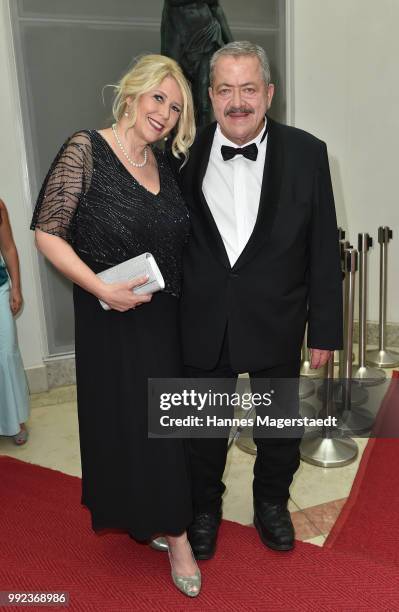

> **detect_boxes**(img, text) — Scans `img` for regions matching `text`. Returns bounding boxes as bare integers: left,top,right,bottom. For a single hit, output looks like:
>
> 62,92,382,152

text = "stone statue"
161,0,233,126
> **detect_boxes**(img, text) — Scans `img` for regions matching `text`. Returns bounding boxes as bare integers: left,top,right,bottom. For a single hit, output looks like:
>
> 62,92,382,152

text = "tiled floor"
0,365,395,548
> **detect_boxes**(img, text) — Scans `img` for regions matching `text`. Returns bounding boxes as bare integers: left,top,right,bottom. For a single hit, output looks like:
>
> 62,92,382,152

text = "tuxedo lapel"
233,118,284,272
192,123,231,269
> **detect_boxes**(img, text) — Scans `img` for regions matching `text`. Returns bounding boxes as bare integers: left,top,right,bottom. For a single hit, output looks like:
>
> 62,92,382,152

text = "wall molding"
26,321,399,394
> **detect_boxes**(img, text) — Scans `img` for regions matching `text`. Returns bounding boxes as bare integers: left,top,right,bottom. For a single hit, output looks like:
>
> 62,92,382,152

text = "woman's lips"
148,117,164,132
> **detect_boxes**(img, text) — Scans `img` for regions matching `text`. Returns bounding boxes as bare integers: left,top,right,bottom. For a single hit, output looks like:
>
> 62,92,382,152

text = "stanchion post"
353,233,386,385
338,240,351,376
337,247,371,434
300,354,358,467
367,226,399,367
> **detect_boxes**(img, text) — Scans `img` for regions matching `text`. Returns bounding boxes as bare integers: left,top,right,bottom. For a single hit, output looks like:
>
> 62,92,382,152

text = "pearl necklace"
112,123,148,168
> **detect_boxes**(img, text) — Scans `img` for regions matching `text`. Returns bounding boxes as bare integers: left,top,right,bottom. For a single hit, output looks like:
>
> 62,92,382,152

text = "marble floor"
0,367,395,548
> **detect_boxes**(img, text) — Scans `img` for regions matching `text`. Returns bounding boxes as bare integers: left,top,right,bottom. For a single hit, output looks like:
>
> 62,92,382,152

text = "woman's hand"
34,232,154,312
98,275,153,312
9,286,23,316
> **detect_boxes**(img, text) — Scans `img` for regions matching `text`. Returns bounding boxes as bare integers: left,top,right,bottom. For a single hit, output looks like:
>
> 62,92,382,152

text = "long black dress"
31,130,192,539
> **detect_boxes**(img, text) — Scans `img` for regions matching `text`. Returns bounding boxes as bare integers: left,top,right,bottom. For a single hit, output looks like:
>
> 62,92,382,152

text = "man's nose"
232,88,243,108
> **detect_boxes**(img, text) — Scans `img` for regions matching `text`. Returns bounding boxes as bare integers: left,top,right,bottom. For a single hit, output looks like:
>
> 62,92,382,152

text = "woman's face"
129,76,183,144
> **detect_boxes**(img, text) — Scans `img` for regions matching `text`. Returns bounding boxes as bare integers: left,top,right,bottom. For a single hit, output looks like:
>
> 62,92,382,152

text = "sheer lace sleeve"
30,131,93,243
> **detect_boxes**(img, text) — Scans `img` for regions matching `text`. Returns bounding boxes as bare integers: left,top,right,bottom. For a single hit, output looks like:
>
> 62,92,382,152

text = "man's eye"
219,89,230,95
244,88,255,94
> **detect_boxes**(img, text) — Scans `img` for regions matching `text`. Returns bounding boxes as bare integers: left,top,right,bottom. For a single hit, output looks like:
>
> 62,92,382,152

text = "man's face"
209,55,274,145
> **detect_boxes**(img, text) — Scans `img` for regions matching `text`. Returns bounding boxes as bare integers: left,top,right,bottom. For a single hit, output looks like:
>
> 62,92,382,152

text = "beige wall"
292,0,399,324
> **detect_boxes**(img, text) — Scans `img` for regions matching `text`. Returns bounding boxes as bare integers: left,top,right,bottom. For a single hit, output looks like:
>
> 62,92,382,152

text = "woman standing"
0,199,29,445
31,55,200,597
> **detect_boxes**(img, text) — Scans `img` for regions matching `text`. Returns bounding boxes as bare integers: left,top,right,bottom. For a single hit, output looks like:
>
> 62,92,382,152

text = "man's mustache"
225,107,255,116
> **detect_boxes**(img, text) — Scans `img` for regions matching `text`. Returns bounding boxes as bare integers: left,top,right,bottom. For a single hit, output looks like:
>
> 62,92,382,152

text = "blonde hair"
112,54,195,162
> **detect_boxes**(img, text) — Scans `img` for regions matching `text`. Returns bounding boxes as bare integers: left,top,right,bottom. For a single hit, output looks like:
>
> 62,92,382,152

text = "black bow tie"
221,142,258,162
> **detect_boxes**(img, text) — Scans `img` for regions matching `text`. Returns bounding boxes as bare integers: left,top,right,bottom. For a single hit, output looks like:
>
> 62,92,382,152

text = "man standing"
178,41,343,558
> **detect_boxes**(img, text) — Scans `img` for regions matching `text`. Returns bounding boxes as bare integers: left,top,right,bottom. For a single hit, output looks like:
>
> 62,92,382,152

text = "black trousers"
184,332,302,514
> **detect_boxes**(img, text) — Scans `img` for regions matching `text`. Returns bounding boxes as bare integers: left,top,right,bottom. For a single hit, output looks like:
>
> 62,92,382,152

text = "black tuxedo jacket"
176,117,343,372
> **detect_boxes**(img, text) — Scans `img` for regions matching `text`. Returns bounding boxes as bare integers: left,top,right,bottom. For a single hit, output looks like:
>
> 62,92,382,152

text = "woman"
0,199,29,444
31,55,200,597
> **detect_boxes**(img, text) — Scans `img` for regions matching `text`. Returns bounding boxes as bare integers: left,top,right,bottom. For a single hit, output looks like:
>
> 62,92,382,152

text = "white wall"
292,0,399,324
0,0,47,376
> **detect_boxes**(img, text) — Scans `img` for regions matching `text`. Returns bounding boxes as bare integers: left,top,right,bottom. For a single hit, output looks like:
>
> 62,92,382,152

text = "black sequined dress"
31,130,192,539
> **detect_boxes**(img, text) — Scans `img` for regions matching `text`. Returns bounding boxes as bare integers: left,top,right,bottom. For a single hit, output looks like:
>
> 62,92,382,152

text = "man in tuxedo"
178,41,343,558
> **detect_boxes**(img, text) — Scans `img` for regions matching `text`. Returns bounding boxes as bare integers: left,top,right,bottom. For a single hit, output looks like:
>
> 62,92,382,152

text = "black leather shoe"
187,511,222,560
254,501,295,551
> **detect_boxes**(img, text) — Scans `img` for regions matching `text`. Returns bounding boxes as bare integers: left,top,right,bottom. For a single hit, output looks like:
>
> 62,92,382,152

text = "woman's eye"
172,106,181,113
154,94,163,102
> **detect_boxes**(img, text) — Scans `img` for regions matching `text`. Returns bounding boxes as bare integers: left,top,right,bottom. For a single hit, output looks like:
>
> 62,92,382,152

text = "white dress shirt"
202,120,268,267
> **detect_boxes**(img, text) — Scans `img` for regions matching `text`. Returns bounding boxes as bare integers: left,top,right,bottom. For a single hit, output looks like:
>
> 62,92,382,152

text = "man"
178,41,343,558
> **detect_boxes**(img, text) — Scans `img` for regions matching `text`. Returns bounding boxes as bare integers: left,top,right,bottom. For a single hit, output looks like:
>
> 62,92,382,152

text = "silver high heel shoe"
150,537,168,551
168,541,201,598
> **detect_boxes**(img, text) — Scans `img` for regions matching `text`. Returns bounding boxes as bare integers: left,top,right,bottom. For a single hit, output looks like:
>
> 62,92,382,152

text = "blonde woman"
31,55,200,597
0,199,29,444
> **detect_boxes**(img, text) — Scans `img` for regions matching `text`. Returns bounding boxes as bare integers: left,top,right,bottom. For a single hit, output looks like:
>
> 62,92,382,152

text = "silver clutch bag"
96,252,165,310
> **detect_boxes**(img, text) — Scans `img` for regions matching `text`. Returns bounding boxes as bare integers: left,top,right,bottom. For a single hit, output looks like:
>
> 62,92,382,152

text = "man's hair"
209,41,271,87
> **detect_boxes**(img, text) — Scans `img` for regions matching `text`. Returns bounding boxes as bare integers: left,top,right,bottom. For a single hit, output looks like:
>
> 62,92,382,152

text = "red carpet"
1,375,399,610
325,371,399,568
1,457,399,611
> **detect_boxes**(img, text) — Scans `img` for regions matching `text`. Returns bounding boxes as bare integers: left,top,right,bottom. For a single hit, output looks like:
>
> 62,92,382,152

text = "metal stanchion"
367,226,399,368
300,355,358,467
235,371,316,456
339,239,356,374
299,378,317,421
300,399,318,422
335,238,353,366
342,247,359,405
337,247,372,434
234,401,257,453
353,233,386,385
236,356,316,455
235,427,257,455
234,377,257,455
319,244,367,406
299,376,315,400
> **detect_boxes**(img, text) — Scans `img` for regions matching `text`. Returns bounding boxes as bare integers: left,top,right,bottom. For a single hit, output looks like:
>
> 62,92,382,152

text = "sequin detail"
30,130,190,297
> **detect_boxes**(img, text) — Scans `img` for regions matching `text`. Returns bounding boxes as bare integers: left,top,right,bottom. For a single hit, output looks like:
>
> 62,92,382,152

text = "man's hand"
309,348,333,369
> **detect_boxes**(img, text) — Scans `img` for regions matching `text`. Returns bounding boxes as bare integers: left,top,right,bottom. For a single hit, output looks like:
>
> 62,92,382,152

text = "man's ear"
266,83,275,111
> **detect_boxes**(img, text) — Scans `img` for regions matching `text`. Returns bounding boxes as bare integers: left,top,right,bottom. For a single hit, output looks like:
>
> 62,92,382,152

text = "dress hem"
83,503,193,542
